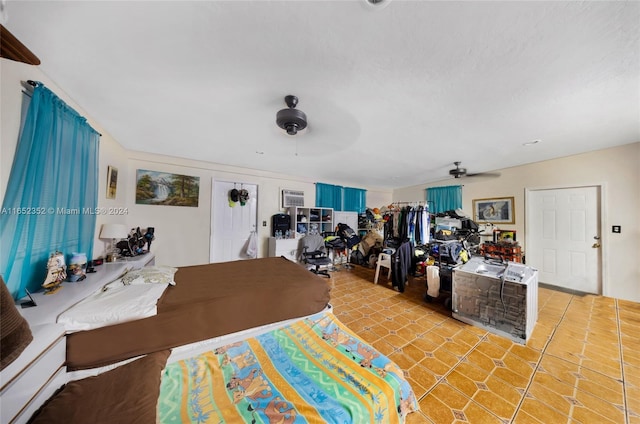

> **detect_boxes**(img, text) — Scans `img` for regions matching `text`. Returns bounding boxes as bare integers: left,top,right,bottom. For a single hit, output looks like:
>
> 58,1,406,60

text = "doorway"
526,186,601,294
210,180,258,263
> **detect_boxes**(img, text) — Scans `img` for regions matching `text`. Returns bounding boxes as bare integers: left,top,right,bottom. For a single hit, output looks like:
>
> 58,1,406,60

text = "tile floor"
327,265,640,424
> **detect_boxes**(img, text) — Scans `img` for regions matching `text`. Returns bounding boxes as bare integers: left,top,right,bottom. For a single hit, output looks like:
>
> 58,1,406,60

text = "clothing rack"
387,201,429,212
391,201,426,206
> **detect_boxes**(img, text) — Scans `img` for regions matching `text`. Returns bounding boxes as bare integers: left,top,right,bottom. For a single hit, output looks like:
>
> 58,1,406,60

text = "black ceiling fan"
449,162,500,179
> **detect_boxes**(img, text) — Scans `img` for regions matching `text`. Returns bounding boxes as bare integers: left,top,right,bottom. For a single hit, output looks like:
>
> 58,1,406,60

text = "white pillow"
58,283,169,332
103,266,178,291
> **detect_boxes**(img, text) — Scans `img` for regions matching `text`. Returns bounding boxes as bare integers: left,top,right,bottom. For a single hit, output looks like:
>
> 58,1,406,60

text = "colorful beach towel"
158,311,418,423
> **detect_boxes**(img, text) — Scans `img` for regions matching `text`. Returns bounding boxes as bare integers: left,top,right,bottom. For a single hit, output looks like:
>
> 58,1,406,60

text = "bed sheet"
158,309,418,423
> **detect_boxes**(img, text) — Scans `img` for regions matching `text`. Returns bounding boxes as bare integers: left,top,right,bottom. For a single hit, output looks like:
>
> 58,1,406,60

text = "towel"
426,265,440,298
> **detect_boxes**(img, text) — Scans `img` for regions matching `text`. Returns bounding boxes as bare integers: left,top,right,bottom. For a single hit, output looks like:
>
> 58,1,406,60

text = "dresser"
0,324,66,424
1,253,155,423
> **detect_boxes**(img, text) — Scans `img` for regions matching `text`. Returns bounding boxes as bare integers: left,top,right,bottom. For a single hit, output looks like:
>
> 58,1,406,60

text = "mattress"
31,309,419,424
66,257,331,370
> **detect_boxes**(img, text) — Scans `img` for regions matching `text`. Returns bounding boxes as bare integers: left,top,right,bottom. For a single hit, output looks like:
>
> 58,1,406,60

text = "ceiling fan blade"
465,171,501,178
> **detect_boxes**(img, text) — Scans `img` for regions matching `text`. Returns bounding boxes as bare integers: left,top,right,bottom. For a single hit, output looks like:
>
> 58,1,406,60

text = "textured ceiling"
3,1,639,189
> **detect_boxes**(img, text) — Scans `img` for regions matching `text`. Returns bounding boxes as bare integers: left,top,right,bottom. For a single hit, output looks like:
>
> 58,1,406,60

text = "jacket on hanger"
391,241,414,293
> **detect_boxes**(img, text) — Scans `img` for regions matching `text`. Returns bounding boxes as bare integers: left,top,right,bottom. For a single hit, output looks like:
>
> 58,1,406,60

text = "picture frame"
106,166,118,199
494,229,516,243
135,169,200,207
473,196,515,224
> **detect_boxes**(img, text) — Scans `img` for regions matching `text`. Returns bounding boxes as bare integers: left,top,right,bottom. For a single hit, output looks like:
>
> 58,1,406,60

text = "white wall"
394,142,640,302
1,59,392,270
6,58,634,301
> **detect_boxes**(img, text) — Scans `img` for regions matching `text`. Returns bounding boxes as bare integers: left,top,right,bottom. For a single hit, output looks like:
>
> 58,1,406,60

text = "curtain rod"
392,201,426,205
22,80,102,137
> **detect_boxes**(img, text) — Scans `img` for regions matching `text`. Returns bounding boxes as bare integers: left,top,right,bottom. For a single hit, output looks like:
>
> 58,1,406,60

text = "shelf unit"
289,207,333,237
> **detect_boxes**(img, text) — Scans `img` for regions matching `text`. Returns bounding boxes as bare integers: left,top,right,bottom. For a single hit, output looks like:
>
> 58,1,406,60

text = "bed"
65,257,332,370
28,257,419,423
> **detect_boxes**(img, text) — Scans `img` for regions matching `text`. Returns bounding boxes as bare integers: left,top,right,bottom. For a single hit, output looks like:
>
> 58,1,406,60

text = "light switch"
262,221,267,227
612,225,621,233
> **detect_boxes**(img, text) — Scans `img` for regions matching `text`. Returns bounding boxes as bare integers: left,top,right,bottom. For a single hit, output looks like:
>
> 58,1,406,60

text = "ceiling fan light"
276,95,307,136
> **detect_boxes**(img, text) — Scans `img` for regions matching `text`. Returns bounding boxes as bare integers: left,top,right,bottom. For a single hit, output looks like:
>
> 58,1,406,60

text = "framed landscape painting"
106,166,118,199
135,169,199,207
473,196,515,224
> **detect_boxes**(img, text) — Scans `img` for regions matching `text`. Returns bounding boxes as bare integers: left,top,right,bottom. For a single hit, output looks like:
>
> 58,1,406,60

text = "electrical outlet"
612,225,621,233
262,221,267,227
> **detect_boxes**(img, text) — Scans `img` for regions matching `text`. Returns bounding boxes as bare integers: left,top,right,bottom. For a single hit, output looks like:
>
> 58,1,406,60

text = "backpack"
336,223,361,248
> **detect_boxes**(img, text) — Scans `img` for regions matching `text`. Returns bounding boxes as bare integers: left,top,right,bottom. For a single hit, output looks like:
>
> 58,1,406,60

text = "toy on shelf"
42,251,66,295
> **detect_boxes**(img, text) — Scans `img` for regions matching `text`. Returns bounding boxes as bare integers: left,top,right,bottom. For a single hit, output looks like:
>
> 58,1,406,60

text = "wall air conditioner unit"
282,190,304,208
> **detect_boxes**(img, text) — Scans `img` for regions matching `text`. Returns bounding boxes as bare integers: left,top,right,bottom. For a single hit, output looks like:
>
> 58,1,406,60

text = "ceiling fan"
449,162,500,179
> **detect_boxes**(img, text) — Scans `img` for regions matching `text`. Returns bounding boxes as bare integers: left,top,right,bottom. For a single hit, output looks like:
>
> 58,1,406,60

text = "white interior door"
526,186,601,293
210,180,258,263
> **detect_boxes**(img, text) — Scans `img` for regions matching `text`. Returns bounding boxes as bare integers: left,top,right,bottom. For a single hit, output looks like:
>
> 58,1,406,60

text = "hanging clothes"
414,206,431,245
391,241,414,293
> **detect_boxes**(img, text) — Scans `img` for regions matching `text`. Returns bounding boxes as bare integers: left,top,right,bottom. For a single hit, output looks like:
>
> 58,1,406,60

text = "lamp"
99,224,128,261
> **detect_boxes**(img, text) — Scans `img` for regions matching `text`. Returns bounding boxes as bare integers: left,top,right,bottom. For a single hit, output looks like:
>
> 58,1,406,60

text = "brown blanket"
66,257,331,370
28,350,170,424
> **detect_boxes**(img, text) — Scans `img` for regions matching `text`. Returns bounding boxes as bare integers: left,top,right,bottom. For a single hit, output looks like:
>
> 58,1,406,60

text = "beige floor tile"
527,382,573,416
484,374,524,406
418,392,459,424
455,360,492,382
509,343,542,363
451,329,484,348
462,401,505,424
405,410,433,424
519,398,571,424
475,340,508,360
570,406,619,424
408,362,440,392
445,370,479,398
502,351,536,380
472,389,517,420
327,266,637,423
531,371,575,397
574,389,626,422
511,410,545,424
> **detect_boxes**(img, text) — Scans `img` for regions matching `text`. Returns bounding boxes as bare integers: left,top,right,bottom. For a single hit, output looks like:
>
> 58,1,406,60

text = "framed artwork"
473,196,515,224
494,229,517,243
106,166,118,199
135,169,200,207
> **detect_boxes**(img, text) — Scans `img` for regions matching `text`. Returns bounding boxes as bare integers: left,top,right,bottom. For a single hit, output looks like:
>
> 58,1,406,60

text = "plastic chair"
374,252,392,284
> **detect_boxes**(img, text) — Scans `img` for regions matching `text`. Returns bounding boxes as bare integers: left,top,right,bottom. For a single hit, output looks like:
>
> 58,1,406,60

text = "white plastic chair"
373,252,392,284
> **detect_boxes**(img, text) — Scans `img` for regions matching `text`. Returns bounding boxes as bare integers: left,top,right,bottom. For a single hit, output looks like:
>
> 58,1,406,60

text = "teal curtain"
343,187,366,213
316,183,343,210
426,185,462,214
1,83,100,299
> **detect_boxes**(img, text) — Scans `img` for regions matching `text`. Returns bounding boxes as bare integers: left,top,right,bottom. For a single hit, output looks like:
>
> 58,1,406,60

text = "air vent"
282,190,304,208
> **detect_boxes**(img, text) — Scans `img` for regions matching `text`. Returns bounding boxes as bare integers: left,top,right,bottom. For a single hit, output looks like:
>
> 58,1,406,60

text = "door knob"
592,242,601,248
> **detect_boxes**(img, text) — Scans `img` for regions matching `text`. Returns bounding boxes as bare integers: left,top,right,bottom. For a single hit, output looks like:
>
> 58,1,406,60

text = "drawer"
12,366,67,424
1,334,65,424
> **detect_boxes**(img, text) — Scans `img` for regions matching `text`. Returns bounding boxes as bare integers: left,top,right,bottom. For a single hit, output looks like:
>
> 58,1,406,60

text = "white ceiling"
4,1,639,189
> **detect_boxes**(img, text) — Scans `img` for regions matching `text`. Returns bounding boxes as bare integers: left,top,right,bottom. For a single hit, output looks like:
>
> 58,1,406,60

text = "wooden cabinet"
288,207,333,237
